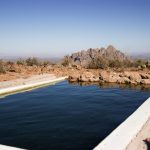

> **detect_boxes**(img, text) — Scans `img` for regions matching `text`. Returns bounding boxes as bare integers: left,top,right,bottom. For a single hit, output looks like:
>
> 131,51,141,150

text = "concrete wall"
0,76,67,96
94,97,150,150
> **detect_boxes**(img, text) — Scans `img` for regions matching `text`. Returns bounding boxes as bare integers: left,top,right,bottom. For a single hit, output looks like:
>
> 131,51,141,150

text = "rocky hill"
66,45,131,67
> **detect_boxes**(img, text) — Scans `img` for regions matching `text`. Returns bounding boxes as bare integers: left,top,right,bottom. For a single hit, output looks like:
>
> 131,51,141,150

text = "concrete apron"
0,76,67,97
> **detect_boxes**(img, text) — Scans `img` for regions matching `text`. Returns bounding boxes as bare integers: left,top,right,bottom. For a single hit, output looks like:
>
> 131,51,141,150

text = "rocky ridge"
67,45,130,67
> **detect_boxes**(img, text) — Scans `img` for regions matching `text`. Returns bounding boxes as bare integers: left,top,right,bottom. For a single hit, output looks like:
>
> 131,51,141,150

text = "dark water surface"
0,81,150,150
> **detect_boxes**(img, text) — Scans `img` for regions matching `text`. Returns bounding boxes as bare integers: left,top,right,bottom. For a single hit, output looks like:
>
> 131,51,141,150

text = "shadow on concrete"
144,140,150,150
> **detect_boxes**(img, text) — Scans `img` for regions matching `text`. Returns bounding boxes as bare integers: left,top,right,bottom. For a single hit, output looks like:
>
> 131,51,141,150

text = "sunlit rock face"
68,45,130,67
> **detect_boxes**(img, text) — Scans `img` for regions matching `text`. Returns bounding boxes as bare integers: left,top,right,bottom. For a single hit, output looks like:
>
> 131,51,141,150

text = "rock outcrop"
67,45,130,67
69,72,99,82
140,79,150,85
68,70,150,85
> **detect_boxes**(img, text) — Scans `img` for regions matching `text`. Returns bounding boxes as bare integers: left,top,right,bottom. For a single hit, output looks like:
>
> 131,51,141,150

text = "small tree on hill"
61,56,71,66
26,57,40,66
88,57,109,69
17,59,26,65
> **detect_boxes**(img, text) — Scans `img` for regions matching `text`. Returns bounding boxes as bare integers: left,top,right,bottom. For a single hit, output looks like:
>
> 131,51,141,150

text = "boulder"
140,79,150,85
108,75,120,83
117,77,131,84
68,74,79,82
79,72,99,82
100,71,120,83
99,71,110,81
140,73,150,79
123,71,141,82
89,76,100,82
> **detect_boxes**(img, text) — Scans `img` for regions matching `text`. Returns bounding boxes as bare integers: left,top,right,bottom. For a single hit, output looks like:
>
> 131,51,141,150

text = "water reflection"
68,81,150,91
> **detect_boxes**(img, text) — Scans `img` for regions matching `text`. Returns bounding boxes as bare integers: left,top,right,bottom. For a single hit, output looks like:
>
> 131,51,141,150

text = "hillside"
66,45,131,68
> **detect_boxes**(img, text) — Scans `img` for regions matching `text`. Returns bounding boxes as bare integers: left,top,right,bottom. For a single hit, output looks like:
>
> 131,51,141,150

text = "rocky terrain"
68,69,150,85
0,62,150,86
0,45,150,86
66,45,131,68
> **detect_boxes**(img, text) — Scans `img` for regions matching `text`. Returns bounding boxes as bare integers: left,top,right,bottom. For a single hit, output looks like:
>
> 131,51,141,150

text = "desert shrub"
109,59,134,68
134,59,145,67
61,56,70,66
42,61,53,66
88,57,109,69
6,61,14,66
132,59,150,69
87,56,149,69
17,59,26,65
122,60,134,68
0,60,6,73
88,57,134,69
109,60,123,68
145,60,150,68
26,57,40,66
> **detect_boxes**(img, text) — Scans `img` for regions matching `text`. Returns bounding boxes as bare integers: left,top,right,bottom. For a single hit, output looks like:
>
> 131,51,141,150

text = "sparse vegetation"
17,59,26,65
134,59,150,69
0,55,149,77
61,56,71,66
6,61,14,66
88,57,109,69
42,61,53,67
109,60,123,68
0,60,6,74
87,57,135,69
134,59,145,68
26,57,40,66
146,60,150,68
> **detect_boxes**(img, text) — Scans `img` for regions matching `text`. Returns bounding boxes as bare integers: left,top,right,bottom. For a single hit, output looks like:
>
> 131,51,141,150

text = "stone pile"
69,70,150,85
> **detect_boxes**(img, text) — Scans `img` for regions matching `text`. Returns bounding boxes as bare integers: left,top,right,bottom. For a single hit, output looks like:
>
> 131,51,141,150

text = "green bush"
88,57,134,69
26,57,40,66
109,60,123,68
134,59,145,67
133,59,150,69
88,57,109,69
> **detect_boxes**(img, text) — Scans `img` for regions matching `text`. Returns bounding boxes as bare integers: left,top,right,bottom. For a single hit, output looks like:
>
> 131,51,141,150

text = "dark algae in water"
0,81,150,150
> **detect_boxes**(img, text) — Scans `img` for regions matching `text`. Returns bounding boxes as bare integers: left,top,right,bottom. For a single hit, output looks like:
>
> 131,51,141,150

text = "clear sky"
0,0,150,58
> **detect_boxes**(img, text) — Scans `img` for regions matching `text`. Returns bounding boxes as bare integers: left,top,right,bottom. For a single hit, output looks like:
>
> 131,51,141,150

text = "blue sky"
0,0,150,58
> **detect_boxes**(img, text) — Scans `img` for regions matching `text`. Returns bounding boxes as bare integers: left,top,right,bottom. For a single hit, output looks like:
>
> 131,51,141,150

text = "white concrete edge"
0,144,25,150
94,97,150,150
0,76,68,96
0,76,68,149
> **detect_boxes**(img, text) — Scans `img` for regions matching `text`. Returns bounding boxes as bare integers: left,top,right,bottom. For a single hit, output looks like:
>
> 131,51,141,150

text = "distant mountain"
67,45,131,67
131,53,150,60
0,56,62,64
